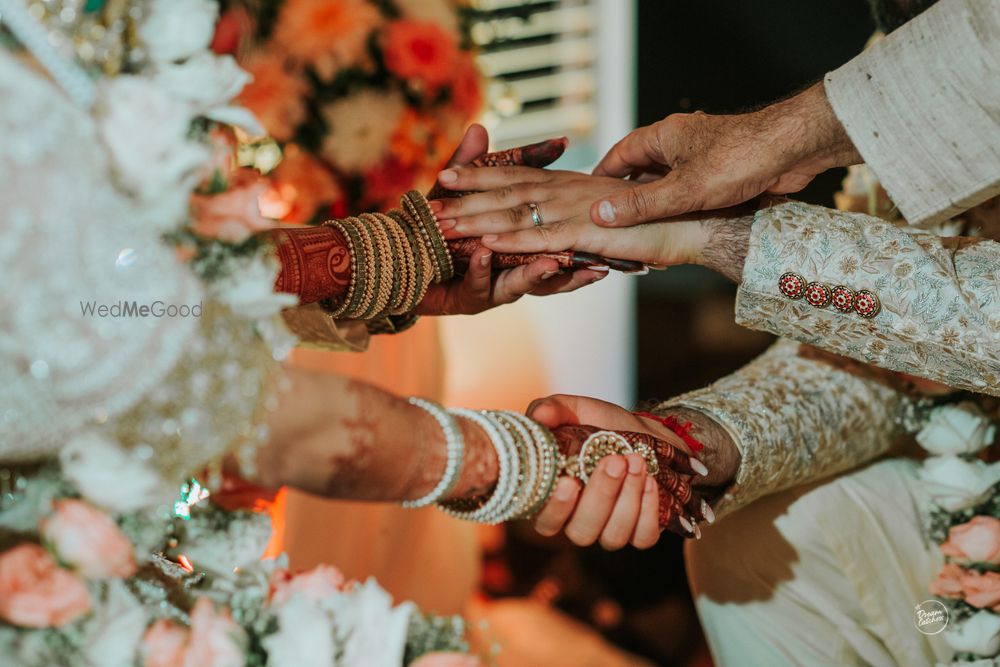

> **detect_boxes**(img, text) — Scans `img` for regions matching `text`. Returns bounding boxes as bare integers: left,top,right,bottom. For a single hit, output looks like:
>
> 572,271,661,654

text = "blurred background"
232,0,879,664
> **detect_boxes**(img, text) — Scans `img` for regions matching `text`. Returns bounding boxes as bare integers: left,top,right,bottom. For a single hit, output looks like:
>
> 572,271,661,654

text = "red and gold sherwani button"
854,290,881,318
778,272,806,300
831,285,855,313
805,282,832,308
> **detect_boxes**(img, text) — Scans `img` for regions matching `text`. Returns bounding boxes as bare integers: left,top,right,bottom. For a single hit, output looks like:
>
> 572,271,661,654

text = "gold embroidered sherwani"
654,1,1000,664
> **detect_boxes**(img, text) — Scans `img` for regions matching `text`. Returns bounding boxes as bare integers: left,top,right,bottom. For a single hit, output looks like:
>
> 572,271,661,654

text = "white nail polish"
598,200,616,223
693,522,702,539
702,499,715,525
679,516,693,533
690,458,709,477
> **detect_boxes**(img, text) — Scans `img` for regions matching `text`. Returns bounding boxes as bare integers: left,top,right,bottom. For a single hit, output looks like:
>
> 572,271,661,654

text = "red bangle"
632,412,704,453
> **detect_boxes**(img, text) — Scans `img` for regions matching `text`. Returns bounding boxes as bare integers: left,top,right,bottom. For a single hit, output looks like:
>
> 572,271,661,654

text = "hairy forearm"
694,215,752,283
256,366,498,502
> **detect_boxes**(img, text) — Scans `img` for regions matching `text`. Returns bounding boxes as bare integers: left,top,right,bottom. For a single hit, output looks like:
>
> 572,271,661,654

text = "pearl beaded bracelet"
402,397,465,508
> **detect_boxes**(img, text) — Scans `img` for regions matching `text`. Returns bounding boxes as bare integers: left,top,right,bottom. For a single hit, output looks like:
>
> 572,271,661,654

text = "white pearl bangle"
501,411,559,519
439,408,519,524
492,412,539,522
403,397,465,508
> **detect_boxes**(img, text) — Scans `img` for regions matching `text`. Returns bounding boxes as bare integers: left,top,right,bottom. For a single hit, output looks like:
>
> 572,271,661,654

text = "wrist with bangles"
404,398,712,535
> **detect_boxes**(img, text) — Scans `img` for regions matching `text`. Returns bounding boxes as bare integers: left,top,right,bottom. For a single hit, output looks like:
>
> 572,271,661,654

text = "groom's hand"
590,83,862,227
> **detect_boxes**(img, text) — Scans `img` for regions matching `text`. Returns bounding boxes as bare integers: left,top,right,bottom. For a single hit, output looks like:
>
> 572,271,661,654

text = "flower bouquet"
223,0,484,223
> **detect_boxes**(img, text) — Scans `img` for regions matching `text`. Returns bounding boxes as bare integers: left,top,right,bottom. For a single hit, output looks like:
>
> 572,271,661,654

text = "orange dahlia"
382,20,460,94
272,0,383,80
237,55,309,142
449,51,484,119
264,144,344,224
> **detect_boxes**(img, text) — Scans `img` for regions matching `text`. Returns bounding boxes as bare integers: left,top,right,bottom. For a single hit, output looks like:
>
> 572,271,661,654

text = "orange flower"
362,157,417,209
391,109,439,167
272,0,383,80
0,543,91,628
141,599,245,667
268,565,346,606
237,55,309,142
265,144,344,224
142,619,189,667
449,52,484,119
382,20,459,93
942,516,1000,565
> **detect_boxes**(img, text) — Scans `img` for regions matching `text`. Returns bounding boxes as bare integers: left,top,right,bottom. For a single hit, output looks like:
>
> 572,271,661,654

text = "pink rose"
184,598,246,667
142,619,189,667
942,516,1000,565
411,652,483,667
190,169,275,243
961,569,1000,609
40,499,137,579
930,563,966,599
269,564,346,606
0,543,91,628
141,599,245,667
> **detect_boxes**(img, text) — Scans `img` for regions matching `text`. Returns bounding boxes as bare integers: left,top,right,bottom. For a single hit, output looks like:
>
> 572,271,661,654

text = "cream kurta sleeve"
824,0,1000,227
735,200,1000,394
659,339,910,517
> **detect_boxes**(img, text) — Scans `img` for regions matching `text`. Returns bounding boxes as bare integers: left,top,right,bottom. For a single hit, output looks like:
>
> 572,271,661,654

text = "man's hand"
417,126,607,316
591,83,862,227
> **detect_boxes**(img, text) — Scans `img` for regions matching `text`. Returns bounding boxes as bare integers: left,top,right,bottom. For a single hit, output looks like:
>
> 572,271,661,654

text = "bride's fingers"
447,203,555,238
437,165,554,192
433,182,548,221
534,478,581,537
598,455,647,550
530,268,606,297
630,477,661,549
482,221,575,255
563,456,628,546
489,257,561,306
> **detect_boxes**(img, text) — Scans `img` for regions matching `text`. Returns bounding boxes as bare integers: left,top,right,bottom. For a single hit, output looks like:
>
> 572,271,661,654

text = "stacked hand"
531,396,715,550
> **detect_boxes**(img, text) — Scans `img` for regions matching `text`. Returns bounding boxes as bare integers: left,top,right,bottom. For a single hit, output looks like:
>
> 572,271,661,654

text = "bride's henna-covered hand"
416,126,610,315
528,395,715,548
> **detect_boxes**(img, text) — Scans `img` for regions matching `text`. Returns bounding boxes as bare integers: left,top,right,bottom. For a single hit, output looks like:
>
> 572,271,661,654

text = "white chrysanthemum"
59,430,175,514
264,596,336,667
211,255,298,321
324,579,415,667
917,401,997,456
320,90,405,174
139,0,219,64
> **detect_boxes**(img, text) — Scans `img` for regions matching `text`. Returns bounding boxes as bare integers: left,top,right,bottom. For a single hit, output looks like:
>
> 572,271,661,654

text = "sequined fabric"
662,339,911,518
0,51,273,476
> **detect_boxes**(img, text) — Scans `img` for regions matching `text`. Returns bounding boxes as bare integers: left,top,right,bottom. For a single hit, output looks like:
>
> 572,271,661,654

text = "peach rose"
272,0,382,80
383,20,459,93
411,652,483,667
930,563,966,598
191,169,276,243
185,598,246,667
269,564,346,606
40,499,137,580
142,619,189,667
961,569,1000,610
0,543,91,628
142,600,245,667
942,516,1000,565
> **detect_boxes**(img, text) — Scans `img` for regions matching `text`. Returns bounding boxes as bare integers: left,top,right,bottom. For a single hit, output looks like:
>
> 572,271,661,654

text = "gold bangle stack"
320,191,452,321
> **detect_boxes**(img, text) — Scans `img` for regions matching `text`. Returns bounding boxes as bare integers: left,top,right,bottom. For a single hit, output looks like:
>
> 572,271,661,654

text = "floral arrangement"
918,402,1000,665
0,0,478,664
222,0,484,222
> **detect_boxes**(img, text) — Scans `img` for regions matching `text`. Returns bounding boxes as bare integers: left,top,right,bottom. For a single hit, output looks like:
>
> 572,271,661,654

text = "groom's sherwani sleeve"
736,201,1000,394
824,0,1000,227
659,339,910,517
